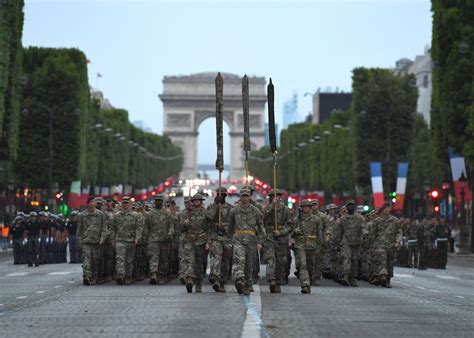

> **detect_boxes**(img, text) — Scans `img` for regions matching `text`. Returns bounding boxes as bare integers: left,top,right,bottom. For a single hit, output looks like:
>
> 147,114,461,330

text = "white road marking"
68,280,75,283
435,275,460,280
428,289,441,293
6,272,28,277
416,286,427,290
16,296,27,299
394,273,414,278
54,285,62,288
455,295,465,299
0,304,4,306
48,271,72,275
36,291,46,294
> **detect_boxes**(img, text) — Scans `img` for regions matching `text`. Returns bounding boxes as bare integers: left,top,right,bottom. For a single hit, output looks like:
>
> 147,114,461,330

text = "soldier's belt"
307,235,317,239
407,239,418,246
436,238,448,242
235,230,256,235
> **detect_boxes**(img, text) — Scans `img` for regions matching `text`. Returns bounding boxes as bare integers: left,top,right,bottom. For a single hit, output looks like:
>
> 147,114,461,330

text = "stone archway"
159,72,266,179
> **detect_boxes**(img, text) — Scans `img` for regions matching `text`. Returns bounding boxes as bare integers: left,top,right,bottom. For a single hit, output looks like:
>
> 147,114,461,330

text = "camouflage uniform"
229,190,265,295
263,193,293,291
145,203,175,284
311,201,329,285
358,216,371,281
77,207,108,285
293,200,323,293
372,211,402,287
109,203,143,284
180,194,211,292
208,197,233,291
333,202,363,286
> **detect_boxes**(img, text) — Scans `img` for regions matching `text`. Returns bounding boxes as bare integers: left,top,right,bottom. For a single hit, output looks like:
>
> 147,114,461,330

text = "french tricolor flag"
370,162,385,208
449,147,471,208
394,162,409,211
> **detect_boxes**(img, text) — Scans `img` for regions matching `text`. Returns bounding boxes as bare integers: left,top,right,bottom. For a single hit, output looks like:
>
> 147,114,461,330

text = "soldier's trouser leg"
182,241,196,279
115,242,128,278
27,238,39,265
264,241,276,282
222,243,232,283
210,240,224,281
253,250,260,282
124,243,136,279
386,248,397,278
158,241,171,277
68,235,79,263
232,239,255,284
178,241,185,279
340,245,352,277
296,248,310,287
13,238,21,263
307,249,317,284
39,235,46,263
194,243,207,282
375,248,388,276
82,244,99,279
276,242,288,284
148,242,160,277
314,247,324,281
438,242,448,268
350,246,360,278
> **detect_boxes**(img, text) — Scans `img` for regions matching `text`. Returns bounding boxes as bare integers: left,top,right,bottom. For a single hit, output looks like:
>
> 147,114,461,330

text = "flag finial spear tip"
269,78,273,84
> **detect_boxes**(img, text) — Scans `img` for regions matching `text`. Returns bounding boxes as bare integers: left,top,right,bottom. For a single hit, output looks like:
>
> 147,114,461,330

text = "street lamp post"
458,172,468,254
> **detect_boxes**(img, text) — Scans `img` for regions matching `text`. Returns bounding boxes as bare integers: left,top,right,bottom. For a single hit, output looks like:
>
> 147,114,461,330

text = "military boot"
235,279,245,294
116,276,125,285
269,280,277,293
158,274,166,285
91,277,97,286
149,274,157,285
349,277,358,287
385,277,392,288
186,277,194,293
379,275,388,288
340,275,349,286
195,279,202,293
247,284,254,292
274,284,281,293
218,281,226,293
212,281,220,292
83,277,91,286
242,284,251,296
301,285,311,294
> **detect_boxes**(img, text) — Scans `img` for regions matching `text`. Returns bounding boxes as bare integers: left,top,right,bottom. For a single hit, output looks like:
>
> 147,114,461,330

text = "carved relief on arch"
194,110,234,130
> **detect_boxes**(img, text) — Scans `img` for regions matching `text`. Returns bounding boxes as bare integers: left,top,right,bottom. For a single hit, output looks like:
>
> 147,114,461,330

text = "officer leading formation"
8,188,450,294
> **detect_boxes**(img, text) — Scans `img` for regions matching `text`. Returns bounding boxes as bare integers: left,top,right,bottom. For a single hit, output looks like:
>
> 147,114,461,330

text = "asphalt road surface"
1,249,473,338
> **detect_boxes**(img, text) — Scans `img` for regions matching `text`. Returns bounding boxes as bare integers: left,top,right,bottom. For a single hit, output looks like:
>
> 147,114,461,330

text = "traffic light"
58,203,69,216
430,189,440,199
363,205,370,212
434,205,440,213
55,192,63,200
389,192,397,204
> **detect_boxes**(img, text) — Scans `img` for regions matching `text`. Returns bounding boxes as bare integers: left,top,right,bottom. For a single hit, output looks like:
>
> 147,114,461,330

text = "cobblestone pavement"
0,252,473,338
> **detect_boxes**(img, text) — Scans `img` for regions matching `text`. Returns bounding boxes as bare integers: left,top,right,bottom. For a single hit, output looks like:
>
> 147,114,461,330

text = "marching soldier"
145,195,175,285
11,215,26,264
433,218,450,269
24,212,41,267
293,199,323,294
263,189,293,293
208,187,233,292
406,218,419,268
371,203,402,288
109,196,143,285
323,204,337,279
310,199,329,286
179,193,211,293
333,200,364,286
77,197,108,285
228,189,265,295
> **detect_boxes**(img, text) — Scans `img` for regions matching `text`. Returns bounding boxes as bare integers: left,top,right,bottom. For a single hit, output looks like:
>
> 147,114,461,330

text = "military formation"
8,187,450,294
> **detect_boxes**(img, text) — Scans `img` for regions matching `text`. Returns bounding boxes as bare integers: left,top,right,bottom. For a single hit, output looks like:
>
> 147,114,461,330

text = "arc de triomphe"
159,72,266,179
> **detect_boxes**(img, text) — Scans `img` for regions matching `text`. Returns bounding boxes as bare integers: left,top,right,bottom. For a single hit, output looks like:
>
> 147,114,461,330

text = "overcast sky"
23,0,432,166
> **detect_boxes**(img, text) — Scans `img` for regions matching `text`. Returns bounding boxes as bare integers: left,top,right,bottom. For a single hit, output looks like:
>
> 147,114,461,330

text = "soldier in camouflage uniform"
144,195,175,285
229,189,265,296
371,203,402,288
310,199,329,286
263,189,293,293
208,187,233,292
248,186,263,284
180,193,211,293
77,197,108,286
178,197,192,284
358,211,372,281
293,199,324,294
134,202,150,281
333,200,364,286
109,196,143,285
323,204,337,279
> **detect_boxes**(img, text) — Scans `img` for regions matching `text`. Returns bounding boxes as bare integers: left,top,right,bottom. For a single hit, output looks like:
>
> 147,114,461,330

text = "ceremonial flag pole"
267,78,278,231
242,75,251,187
215,73,224,227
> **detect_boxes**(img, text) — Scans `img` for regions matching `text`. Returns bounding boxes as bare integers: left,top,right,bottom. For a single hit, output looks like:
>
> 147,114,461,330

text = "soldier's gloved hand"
205,243,210,251
273,230,281,237
134,239,139,246
256,243,262,251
